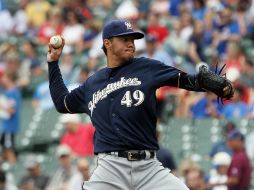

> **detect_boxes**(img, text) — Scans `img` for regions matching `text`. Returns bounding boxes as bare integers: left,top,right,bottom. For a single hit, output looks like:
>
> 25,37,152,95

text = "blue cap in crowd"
102,19,144,40
145,34,158,43
227,130,244,141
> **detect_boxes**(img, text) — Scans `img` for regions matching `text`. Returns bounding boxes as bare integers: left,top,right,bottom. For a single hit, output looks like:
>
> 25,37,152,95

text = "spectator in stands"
37,7,64,44
224,41,244,72
140,34,174,66
79,65,91,84
208,152,231,190
20,179,37,190
155,85,176,121
212,130,252,190
146,11,169,43
11,0,28,36
72,19,103,68
25,0,52,28
191,0,206,20
0,93,14,120
212,6,241,56
68,158,90,190
185,168,207,190
46,145,77,190
149,0,169,15
31,48,87,110
190,91,223,119
227,130,252,190
0,169,18,190
226,68,249,105
221,85,248,120
209,121,235,158
0,71,21,164
178,159,201,182
59,46,75,85
4,52,25,89
82,19,103,51
72,0,93,21
168,0,183,17
203,5,216,33
61,10,85,45
66,64,91,92
19,156,50,190
178,8,193,42
31,81,54,110
163,19,188,58
0,8,13,38
24,59,46,98
156,125,177,175
59,114,95,157
72,38,89,69
19,40,38,92
246,14,254,41
240,58,254,88
188,20,212,66
235,1,249,37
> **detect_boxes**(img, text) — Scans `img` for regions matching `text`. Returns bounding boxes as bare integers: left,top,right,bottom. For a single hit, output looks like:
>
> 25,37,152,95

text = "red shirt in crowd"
227,149,252,190
147,26,169,43
60,123,95,156
37,22,64,44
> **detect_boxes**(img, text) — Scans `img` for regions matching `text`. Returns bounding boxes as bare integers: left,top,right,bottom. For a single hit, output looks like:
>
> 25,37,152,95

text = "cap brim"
113,31,144,39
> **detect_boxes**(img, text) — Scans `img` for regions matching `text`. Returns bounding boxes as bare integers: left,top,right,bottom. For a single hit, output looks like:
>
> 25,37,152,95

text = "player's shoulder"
133,57,162,66
85,67,107,83
134,57,158,63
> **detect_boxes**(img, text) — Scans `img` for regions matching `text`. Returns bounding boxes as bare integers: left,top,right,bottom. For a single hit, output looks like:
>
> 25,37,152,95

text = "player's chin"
124,51,135,58
123,55,134,62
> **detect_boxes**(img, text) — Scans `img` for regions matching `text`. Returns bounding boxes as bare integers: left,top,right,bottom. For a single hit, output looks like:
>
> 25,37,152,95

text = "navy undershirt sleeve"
178,72,202,91
48,61,88,114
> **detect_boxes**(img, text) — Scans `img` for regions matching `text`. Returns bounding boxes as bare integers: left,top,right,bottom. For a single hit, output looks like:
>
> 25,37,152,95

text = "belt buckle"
127,151,137,161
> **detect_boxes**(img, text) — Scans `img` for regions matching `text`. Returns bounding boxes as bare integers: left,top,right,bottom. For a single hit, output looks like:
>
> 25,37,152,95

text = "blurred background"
0,0,254,189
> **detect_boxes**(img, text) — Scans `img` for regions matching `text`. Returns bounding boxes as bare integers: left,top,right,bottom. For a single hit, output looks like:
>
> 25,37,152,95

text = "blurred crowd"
0,0,254,189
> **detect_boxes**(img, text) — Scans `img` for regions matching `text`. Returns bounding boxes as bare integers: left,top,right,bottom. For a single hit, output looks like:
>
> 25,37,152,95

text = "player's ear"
103,39,112,49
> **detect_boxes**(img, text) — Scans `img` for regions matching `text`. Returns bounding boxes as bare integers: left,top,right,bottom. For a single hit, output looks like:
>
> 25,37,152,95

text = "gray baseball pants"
82,153,189,190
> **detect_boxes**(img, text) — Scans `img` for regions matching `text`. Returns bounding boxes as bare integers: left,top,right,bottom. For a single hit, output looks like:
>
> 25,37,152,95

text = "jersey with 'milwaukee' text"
48,57,201,153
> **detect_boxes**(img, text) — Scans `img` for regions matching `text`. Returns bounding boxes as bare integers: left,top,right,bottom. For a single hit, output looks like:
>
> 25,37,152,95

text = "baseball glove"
197,64,234,103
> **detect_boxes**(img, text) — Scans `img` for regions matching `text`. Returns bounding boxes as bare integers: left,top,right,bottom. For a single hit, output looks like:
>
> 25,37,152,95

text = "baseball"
49,35,63,49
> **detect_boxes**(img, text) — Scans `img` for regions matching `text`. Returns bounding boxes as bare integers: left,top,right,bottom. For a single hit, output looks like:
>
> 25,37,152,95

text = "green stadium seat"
161,118,226,173
161,118,194,163
193,119,221,156
16,99,35,151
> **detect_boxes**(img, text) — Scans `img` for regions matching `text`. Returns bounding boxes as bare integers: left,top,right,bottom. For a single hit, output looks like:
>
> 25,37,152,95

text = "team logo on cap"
125,21,132,30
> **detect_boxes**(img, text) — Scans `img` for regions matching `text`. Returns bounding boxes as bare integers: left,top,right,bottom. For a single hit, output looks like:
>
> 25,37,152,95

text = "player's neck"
106,54,124,68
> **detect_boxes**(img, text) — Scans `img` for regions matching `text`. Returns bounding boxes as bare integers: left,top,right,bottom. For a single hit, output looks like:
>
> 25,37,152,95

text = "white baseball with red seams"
49,35,62,49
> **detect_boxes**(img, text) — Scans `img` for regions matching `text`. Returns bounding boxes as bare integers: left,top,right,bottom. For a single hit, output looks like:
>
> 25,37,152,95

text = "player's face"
111,36,136,61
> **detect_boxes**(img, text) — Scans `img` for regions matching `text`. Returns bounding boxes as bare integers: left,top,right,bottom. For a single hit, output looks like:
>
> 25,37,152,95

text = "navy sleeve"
148,59,202,91
48,61,88,114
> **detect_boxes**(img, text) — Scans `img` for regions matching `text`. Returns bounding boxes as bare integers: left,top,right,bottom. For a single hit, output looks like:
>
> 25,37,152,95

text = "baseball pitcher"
47,19,234,190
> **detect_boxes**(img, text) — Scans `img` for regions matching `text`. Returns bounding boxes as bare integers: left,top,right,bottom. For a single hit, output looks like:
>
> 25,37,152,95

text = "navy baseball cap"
227,130,244,141
102,19,144,40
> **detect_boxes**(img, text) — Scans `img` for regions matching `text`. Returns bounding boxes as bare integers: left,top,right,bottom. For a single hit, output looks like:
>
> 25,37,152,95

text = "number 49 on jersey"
121,90,145,107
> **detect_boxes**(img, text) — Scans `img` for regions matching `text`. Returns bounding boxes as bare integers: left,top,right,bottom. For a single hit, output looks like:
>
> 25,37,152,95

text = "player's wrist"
47,60,59,65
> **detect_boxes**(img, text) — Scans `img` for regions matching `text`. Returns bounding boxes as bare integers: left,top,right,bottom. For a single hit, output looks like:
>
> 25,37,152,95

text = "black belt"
106,150,155,161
